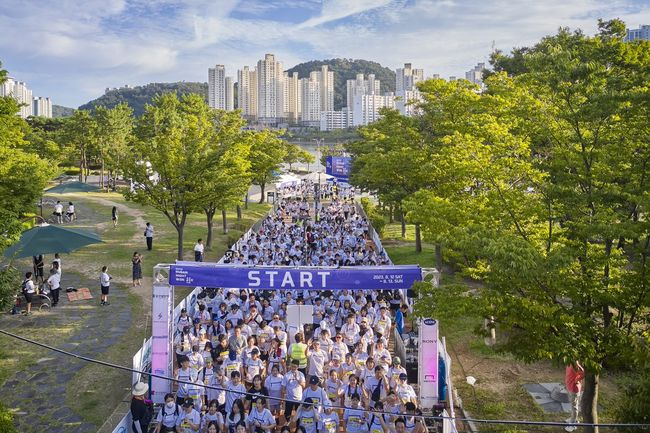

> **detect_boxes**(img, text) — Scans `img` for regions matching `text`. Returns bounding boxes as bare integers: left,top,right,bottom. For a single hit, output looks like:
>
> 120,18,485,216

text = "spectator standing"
130,382,152,433
32,255,44,285
47,261,61,307
111,206,118,228
132,252,142,287
53,201,63,223
565,361,585,431
21,272,36,315
66,202,75,222
144,222,154,250
53,253,61,275
194,239,204,262
100,265,111,306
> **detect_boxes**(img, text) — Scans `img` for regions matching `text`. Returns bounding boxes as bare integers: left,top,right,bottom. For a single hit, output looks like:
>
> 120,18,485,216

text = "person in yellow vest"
288,333,308,375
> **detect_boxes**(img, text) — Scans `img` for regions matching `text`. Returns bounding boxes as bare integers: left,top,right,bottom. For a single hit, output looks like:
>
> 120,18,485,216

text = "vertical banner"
151,283,173,403
419,318,439,407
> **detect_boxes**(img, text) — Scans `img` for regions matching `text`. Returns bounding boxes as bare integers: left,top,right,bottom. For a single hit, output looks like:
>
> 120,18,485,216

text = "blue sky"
1,0,649,108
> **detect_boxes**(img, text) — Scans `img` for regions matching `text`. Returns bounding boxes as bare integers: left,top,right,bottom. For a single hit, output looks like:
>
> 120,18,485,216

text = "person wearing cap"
153,393,180,433
175,355,199,405
306,339,327,383
176,398,201,433
224,349,244,379
319,403,340,433
343,393,367,433
388,357,407,389
281,359,306,418
290,397,320,433
131,382,152,433
177,308,192,332
303,375,330,410
246,396,276,433
395,374,417,406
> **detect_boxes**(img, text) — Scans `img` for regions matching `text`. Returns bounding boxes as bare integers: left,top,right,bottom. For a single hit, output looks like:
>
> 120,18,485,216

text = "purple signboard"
170,264,421,290
326,156,351,181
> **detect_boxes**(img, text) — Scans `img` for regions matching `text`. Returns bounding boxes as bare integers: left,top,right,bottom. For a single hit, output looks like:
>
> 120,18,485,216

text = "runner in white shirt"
246,397,276,433
66,202,75,221
99,266,111,306
193,239,204,262
53,201,63,223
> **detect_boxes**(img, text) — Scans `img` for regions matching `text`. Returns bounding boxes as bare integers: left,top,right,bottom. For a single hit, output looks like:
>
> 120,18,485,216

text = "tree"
122,93,223,260
0,60,52,309
409,22,650,432
61,109,96,182
199,109,252,249
94,104,133,188
283,142,314,171
249,130,288,203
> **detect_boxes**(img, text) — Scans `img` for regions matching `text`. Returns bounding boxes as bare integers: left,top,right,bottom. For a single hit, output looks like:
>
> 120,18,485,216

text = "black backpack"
21,280,28,294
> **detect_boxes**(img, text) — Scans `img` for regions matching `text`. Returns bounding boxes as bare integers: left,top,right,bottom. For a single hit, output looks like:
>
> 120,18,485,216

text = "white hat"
320,320,329,330
132,382,149,396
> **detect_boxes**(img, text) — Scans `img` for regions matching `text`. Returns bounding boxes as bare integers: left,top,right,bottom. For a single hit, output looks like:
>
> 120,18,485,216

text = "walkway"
0,273,132,433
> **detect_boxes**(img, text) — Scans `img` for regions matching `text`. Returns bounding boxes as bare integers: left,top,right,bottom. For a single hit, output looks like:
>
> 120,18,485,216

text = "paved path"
0,272,131,433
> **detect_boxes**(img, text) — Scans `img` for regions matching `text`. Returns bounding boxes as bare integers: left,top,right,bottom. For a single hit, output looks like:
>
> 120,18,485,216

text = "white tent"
303,172,334,183
275,173,301,188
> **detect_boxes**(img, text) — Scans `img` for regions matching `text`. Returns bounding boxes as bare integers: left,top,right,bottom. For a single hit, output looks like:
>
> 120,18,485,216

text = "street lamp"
312,138,323,211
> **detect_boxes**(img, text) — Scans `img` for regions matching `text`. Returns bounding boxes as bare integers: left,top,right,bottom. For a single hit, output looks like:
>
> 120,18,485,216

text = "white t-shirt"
24,280,36,294
194,243,204,253
176,409,201,433
156,403,180,428
47,271,61,290
54,203,63,214
246,407,276,432
67,204,75,214
282,370,305,400
100,272,110,287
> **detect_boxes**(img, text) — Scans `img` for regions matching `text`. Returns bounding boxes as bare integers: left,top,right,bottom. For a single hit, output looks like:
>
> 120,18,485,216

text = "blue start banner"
325,156,351,181
169,263,422,290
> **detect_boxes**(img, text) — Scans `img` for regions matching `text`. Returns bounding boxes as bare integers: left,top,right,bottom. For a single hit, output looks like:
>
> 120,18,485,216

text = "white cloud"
1,0,649,107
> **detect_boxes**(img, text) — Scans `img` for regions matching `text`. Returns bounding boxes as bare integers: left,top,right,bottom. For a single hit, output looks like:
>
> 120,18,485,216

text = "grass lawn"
384,237,623,428
3,191,269,428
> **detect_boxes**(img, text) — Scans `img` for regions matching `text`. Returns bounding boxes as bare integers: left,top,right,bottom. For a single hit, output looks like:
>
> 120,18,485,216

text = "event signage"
150,283,173,404
169,263,421,290
419,318,440,407
325,156,351,181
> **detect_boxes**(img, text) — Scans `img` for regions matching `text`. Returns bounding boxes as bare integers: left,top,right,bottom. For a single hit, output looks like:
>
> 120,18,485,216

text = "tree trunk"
236,205,242,220
205,210,215,250
245,193,249,210
415,223,422,253
79,157,84,182
435,243,443,280
400,211,406,238
581,372,599,433
100,158,105,189
389,204,394,223
259,183,266,204
222,209,228,234
176,223,185,261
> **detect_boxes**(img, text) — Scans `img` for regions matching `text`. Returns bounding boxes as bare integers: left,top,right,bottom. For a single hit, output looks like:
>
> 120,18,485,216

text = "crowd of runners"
135,190,425,433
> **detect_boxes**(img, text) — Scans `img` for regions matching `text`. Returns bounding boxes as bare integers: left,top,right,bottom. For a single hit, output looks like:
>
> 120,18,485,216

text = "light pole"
312,138,323,211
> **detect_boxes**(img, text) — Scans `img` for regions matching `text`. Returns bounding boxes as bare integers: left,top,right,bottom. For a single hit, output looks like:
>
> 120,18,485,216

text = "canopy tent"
274,173,301,188
45,181,99,194
302,172,334,183
4,224,102,259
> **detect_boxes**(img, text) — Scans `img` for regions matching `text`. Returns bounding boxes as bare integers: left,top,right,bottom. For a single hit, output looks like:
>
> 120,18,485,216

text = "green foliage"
286,59,395,110
0,402,17,433
0,265,20,312
284,142,314,169
79,82,208,116
319,142,346,166
360,198,386,236
616,339,650,428
93,103,134,177
52,104,75,118
248,129,288,202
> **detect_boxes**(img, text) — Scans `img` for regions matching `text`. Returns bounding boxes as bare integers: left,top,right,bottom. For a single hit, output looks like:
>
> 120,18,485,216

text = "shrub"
226,230,244,248
360,198,387,235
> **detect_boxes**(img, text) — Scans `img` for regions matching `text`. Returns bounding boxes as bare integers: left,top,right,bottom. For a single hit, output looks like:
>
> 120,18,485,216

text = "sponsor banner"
326,156,351,181
151,283,173,403
170,264,421,290
419,318,439,407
